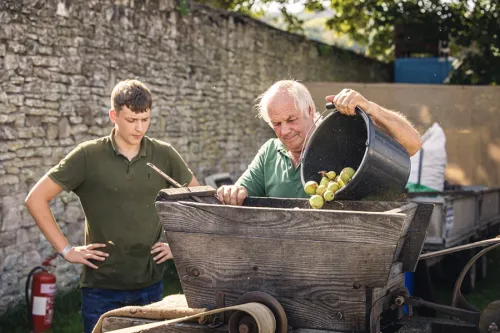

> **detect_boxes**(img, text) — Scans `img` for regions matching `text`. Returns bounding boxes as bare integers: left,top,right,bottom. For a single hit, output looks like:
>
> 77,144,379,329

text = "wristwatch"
59,244,73,259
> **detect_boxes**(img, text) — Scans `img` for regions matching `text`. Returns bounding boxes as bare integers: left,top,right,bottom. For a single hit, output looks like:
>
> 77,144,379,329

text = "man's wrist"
59,244,73,259
365,101,379,116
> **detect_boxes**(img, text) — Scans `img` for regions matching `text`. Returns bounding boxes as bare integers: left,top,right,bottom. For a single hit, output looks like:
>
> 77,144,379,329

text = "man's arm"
25,175,68,252
25,175,108,269
326,90,422,156
217,140,271,206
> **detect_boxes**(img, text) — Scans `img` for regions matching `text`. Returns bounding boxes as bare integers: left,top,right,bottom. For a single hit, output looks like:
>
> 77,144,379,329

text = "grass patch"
0,261,182,333
434,247,500,310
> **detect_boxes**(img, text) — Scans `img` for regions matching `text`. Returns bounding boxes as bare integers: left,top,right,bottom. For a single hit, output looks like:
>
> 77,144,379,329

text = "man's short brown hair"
111,79,152,113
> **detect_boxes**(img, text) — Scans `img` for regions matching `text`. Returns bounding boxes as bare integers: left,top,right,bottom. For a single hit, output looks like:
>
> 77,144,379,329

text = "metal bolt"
395,296,405,306
337,312,344,320
239,323,251,333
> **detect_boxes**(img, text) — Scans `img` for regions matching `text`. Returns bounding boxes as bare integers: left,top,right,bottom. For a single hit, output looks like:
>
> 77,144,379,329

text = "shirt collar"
109,128,147,157
275,139,288,154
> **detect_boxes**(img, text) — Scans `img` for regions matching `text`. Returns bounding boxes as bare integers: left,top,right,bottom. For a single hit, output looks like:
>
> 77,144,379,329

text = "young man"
217,80,422,205
25,79,200,333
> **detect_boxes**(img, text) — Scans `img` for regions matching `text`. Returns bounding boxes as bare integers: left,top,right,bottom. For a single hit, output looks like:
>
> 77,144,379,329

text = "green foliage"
176,0,191,16
280,7,305,34
325,0,499,84
317,43,332,57
195,0,499,85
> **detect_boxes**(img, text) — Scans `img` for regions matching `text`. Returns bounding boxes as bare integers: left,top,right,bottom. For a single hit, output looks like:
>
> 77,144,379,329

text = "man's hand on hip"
217,185,248,206
151,242,173,264
64,243,108,269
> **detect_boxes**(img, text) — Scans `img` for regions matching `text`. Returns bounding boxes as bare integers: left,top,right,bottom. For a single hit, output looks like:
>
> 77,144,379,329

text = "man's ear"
109,109,117,124
308,106,314,118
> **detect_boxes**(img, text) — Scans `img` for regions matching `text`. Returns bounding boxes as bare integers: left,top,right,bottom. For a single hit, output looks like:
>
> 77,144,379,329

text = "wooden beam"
243,197,403,212
181,290,366,332
399,203,434,271
158,201,407,245
156,186,220,204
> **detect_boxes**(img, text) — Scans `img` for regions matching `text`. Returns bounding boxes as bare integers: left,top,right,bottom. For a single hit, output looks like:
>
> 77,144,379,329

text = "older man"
217,80,421,205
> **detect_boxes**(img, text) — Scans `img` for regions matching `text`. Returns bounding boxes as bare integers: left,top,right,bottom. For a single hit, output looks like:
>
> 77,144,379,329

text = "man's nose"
281,122,291,134
136,121,143,132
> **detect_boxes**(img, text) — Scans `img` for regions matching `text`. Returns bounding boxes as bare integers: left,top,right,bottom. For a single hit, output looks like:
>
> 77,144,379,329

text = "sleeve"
166,145,194,187
234,141,269,197
46,145,86,192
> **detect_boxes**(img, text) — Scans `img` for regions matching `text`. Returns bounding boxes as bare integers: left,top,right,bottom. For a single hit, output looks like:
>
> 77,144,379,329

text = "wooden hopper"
154,187,433,333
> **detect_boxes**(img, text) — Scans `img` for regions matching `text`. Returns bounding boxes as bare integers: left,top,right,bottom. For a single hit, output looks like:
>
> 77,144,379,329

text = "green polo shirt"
47,130,193,290
235,138,309,198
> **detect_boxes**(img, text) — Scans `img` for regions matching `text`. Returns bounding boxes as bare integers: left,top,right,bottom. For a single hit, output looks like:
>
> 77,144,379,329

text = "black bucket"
300,107,411,201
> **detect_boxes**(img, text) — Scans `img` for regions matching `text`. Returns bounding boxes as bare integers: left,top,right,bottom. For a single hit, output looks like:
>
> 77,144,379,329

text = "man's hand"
326,89,378,117
217,185,248,206
151,242,173,264
327,88,422,156
64,244,108,269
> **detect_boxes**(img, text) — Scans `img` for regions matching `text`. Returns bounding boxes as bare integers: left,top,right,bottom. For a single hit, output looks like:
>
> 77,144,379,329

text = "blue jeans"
81,281,163,333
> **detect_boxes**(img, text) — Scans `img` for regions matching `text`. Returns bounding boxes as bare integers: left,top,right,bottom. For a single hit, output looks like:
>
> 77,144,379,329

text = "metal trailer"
407,187,500,292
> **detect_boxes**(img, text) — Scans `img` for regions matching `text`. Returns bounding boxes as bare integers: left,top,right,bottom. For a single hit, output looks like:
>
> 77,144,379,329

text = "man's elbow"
407,135,422,157
25,190,44,212
25,192,36,211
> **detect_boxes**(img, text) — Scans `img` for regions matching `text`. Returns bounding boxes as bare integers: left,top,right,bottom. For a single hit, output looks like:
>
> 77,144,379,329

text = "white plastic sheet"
408,122,447,191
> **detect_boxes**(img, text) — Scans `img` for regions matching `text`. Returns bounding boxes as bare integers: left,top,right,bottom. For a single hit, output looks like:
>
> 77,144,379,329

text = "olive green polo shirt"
47,130,193,290
235,138,309,199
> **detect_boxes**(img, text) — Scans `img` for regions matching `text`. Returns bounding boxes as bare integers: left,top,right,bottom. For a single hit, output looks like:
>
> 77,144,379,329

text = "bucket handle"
299,104,372,164
298,104,333,163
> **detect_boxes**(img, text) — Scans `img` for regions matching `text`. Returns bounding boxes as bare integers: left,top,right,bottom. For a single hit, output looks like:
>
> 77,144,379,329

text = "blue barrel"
404,272,414,314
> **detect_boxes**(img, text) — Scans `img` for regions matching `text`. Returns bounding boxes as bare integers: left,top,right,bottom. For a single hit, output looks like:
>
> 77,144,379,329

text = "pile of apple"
303,167,355,209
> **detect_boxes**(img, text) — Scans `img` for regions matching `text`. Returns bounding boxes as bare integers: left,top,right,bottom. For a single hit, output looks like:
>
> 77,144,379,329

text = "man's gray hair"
256,80,319,125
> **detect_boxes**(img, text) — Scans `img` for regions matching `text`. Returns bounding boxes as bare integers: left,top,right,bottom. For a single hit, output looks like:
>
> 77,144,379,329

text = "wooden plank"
166,231,394,331
181,288,366,332
103,319,355,333
372,262,404,301
167,233,395,291
384,202,417,214
181,283,364,305
103,319,226,333
158,201,407,245
364,287,377,333
399,203,434,271
294,329,346,333
369,264,406,332
393,203,419,261
244,197,404,212
156,186,218,202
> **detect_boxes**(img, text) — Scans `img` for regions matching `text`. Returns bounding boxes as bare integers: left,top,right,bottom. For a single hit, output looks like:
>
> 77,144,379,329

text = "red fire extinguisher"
26,254,57,333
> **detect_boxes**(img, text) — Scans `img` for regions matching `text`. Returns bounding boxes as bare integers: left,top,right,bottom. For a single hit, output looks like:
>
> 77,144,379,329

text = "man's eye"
288,118,297,123
142,118,149,122
127,119,134,123
272,122,281,127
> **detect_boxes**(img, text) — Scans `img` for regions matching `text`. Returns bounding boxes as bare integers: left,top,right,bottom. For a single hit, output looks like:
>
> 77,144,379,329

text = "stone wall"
0,0,391,313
